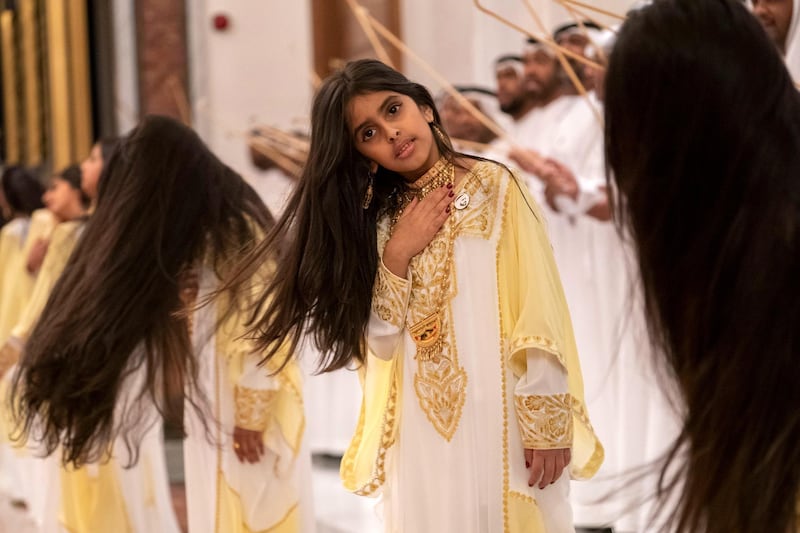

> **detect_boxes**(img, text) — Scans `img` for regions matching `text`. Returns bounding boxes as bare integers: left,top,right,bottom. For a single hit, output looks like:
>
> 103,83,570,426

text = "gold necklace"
392,158,455,227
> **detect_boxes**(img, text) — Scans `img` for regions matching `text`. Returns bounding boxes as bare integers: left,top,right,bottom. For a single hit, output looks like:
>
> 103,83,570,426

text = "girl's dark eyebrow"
353,95,397,137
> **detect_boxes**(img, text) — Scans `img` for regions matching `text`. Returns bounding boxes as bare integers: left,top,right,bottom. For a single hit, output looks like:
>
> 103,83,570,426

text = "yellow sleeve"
11,221,81,342
341,220,407,496
340,348,401,497
20,209,56,259
215,252,305,455
497,174,604,479
0,222,32,340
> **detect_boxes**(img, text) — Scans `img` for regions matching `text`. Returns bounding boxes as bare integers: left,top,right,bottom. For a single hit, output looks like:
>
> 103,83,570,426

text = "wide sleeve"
341,223,407,496
215,255,305,459
367,258,411,361
497,174,604,478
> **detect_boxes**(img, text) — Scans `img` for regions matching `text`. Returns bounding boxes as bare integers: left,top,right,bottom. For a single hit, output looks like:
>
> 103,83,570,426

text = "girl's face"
348,91,440,181
80,144,104,200
43,177,84,223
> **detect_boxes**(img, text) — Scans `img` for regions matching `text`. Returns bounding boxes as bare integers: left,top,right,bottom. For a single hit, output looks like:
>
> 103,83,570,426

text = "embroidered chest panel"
378,163,503,441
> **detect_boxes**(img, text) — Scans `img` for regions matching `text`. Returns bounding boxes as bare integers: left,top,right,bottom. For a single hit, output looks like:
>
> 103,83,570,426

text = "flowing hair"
225,59,468,373
605,1,800,531
12,115,274,466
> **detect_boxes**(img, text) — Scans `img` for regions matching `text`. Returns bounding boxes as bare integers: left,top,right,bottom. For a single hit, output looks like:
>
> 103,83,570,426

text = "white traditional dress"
341,159,602,532
184,263,314,533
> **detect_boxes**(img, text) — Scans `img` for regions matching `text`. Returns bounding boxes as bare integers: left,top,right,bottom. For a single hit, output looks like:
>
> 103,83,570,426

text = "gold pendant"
410,312,441,347
409,312,443,361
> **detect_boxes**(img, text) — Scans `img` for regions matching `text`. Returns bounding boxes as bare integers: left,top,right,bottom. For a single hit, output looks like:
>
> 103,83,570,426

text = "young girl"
0,138,183,533
231,59,602,532
604,1,800,532
24,165,88,276
2,140,118,373
13,115,311,533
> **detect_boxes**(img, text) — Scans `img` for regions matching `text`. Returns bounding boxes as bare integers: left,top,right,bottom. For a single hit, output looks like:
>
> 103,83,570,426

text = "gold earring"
431,122,448,144
362,170,375,209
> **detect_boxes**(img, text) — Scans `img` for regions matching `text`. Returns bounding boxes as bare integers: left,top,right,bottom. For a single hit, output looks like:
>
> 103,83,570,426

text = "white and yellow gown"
341,160,603,533
0,210,54,502
0,215,33,497
2,219,180,533
184,264,314,533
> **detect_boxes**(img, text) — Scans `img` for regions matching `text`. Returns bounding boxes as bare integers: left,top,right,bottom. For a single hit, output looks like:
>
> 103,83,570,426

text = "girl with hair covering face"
13,116,311,533
605,0,800,531
0,136,179,533
225,59,602,532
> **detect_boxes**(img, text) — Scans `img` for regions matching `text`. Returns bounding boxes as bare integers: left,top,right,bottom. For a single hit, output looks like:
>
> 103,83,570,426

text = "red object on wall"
212,13,230,31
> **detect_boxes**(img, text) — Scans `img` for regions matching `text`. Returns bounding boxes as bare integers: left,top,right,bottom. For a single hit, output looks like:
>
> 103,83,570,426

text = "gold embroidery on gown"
378,161,500,441
234,386,277,431
514,394,574,449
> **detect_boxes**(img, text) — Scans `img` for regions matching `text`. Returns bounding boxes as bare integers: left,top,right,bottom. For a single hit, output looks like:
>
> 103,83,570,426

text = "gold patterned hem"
350,378,399,497
509,491,538,505
569,398,605,479
234,386,276,432
515,393,573,449
371,260,410,328
509,336,566,370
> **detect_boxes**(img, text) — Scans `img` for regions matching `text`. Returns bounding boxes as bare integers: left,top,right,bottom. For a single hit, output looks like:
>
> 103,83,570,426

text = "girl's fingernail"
446,206,451,213
449,191,454,197
446,183,453,188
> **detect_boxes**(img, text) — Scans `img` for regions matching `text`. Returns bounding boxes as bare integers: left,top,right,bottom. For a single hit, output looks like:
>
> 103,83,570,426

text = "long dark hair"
1,166,45,216
605,1,800,531
13,115,274,466
227,59,463,373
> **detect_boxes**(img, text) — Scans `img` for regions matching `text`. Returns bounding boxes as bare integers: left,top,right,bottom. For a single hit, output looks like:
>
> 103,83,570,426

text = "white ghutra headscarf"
784,0,800,81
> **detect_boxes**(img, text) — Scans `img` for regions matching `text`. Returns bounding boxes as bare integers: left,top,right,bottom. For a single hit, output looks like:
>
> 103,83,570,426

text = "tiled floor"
167,454,382,533
1,470,619,533
0,454,380,533
311,455,383,533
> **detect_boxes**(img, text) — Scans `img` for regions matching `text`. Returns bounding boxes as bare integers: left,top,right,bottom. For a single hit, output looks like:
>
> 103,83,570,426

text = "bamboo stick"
253,125,310,151
472,0,602,70
554,0,619,34
345,0,395,68
250,126,310,163
363,11,508,141
559,0,626,21
451,137,494,153
561,1,608,64
520,0,603,125
248,136,305,178
365,9,547,170
168,75,192,127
